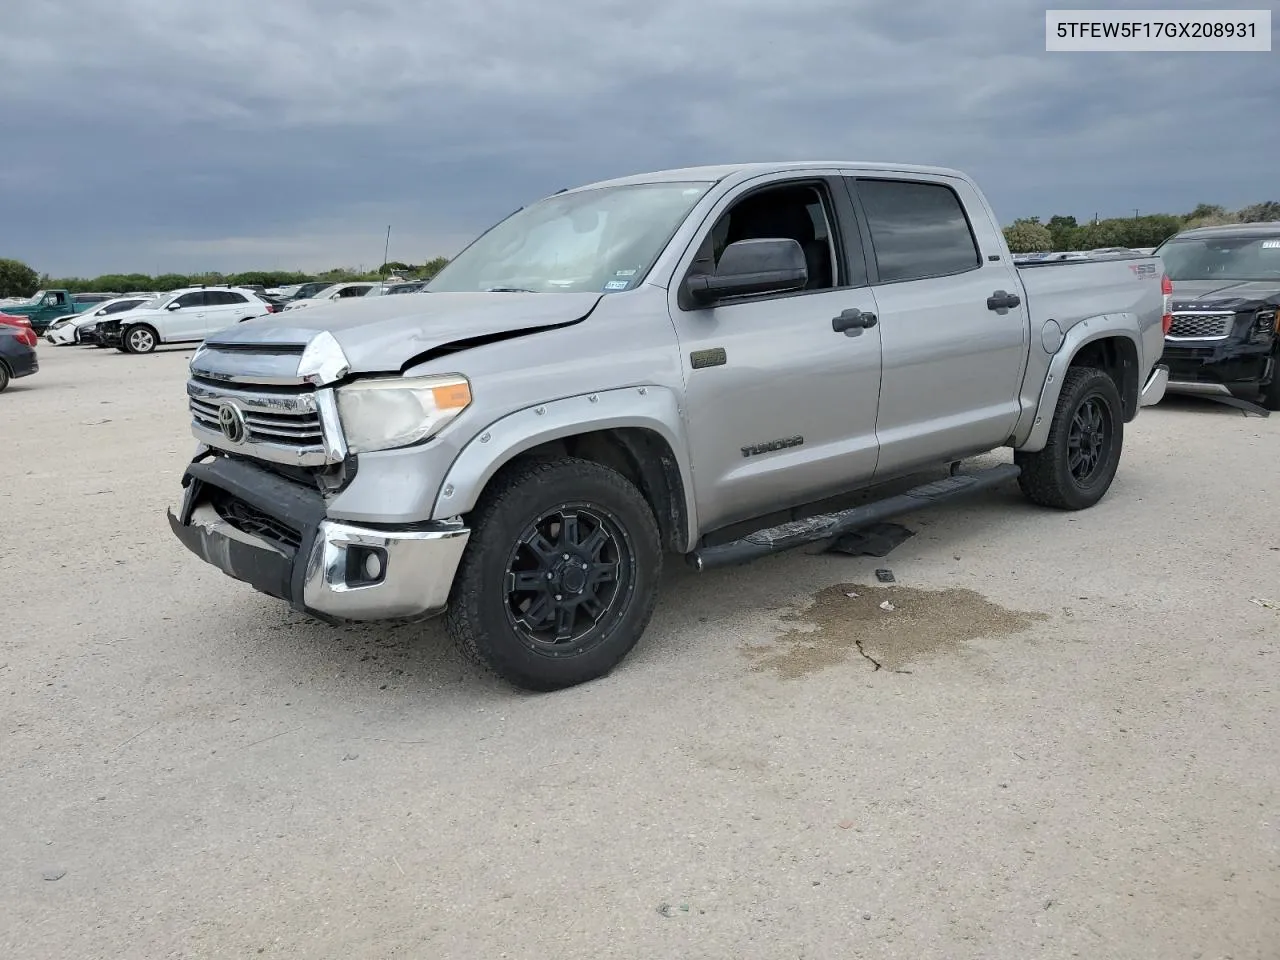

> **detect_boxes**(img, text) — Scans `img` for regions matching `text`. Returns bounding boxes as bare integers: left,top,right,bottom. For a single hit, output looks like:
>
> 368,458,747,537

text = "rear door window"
852,178,981,283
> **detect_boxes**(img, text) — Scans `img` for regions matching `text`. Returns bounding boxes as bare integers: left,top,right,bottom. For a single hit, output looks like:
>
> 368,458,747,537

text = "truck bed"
1016,253,1162,334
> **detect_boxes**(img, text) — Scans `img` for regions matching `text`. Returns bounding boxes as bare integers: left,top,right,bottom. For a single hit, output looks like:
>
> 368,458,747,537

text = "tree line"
1001,201,1280,254
0,258,451,298
4,201,1280,298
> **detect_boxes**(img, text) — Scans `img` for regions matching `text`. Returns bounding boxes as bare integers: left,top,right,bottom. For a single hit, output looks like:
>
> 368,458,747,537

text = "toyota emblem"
217,402,248,444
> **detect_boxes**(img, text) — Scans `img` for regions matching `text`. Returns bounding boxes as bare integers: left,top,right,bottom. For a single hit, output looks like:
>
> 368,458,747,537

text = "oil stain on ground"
746,583,1048,679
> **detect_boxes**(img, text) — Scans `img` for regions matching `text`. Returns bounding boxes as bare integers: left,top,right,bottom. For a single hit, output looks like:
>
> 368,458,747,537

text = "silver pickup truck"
168,161,1170,690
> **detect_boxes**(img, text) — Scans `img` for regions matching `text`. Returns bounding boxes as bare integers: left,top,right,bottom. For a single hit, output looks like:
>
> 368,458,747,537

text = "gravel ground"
3,345,1278,960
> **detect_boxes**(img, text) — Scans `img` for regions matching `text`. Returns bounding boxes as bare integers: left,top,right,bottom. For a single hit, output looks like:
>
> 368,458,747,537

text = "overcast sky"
2,0,1276,277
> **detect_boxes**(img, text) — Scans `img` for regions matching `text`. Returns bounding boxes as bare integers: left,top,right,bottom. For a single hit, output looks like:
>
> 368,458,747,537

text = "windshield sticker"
614,269,637,276
1262,240,1280,249
604,280,630,291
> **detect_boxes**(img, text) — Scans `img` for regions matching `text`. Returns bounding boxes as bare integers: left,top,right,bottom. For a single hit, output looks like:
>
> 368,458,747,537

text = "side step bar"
687,463,1022,571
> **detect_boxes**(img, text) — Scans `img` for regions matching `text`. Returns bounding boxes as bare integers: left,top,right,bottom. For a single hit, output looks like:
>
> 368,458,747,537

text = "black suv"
1156,222,1280,410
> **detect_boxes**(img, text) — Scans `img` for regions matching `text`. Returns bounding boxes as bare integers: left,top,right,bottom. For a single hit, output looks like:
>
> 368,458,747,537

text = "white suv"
107,287,272,354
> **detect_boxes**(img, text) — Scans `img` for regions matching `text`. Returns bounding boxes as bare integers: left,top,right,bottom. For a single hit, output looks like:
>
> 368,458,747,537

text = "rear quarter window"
854,178,982,283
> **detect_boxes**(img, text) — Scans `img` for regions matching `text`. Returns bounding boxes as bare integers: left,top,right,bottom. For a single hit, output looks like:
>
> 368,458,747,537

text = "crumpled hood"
1170,279,1280,311
203,291,603,373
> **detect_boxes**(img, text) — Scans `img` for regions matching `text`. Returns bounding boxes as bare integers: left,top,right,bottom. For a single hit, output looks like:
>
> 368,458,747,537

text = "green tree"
1117,214,1183,248
0,258,40,298
1076,221,1128,249
1185,203,1227,222
420,256,450,278
1183,212,1238,229
1003,219,1053,253
1046,215,1079,250
1236,201,1280,223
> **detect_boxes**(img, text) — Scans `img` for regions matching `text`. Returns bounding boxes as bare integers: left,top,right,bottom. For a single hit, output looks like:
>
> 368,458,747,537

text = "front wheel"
446,457,663,691
1015,367,1124,510
124,325,158,354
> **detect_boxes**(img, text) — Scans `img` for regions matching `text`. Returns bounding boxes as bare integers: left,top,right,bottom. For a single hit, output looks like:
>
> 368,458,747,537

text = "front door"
667,175,884,534
163,291,210,341
845,175,1030,478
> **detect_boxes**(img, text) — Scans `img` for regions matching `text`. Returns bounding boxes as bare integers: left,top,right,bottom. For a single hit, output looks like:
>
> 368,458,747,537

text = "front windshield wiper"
486,287,538,293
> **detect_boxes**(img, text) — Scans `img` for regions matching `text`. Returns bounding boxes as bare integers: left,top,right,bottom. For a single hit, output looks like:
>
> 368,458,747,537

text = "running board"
687,463,1022,571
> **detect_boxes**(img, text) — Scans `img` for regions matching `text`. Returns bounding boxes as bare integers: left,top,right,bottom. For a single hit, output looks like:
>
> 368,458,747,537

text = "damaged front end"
168,330,471,622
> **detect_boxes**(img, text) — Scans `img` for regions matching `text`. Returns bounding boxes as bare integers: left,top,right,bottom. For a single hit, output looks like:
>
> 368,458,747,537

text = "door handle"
986,290,1021,311
832,308,878,334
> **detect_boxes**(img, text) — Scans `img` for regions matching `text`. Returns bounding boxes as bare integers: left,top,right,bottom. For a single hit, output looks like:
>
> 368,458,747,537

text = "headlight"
335,375,472,453
1250,309,1277,344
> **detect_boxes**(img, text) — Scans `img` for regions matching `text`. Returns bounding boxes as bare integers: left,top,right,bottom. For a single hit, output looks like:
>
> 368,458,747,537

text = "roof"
1173,221,1280,240
566,160,967,193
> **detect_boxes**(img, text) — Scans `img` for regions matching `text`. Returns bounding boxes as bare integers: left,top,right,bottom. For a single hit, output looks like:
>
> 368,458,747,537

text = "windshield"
426,181,713,294
20,290,47,305
1157,236,1280,282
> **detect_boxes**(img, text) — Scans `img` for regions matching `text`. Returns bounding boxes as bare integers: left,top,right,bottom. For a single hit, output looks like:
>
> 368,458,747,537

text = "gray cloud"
2,0,1276,275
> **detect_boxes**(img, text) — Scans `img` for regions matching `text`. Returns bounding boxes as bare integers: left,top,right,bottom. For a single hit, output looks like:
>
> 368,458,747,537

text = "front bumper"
100,322,124,348
46,324,75,345
1161,340,1274,398
168,455,470,622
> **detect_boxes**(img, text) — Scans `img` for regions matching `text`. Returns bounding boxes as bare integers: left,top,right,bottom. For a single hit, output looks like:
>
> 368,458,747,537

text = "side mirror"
685,238,808,306
167,302,182,311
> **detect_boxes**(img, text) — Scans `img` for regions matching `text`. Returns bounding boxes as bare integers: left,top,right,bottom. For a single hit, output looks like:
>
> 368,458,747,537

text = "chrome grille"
1168,312,1233,340
187,379,342,466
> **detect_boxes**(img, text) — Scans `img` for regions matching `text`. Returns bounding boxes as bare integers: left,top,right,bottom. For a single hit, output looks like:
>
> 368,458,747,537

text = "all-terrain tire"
445,457,663,691
1015,366,1124,510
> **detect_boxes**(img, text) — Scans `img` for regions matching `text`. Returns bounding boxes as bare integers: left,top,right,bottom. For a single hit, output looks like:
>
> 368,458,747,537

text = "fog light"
345,545,387,586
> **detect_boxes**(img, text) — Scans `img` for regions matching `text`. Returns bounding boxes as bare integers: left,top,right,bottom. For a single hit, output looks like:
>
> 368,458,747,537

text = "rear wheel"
1016,367,1124,510
124,325,158,354
0,361,10,393
446,457,662,691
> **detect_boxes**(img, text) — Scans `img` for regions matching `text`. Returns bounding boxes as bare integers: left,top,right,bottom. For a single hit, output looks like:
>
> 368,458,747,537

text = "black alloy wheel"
504,505,633,649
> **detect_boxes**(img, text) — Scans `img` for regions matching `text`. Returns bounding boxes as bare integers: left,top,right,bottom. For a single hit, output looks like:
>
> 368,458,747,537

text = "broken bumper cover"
167,456,469,622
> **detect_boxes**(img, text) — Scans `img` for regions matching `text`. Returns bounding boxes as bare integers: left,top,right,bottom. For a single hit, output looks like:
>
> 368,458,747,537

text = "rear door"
844,174,1030,477
666,172,884,534
201,291,255,334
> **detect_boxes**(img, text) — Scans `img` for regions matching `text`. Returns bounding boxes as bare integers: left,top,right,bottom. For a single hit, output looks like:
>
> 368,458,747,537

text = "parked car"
283,282,330,301
98,286,273,354
364,281,427,296
0,323,39,392
0,311,34,332
281,282,378,311
46,294,160,345
72,292,120,305
167,160,1169,691
1154,221,1280,409
0,289,87,333
255,293,289,313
